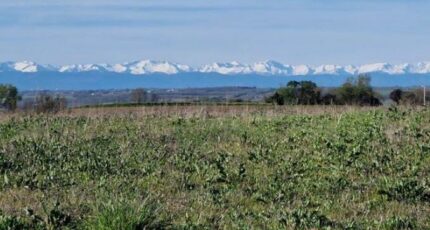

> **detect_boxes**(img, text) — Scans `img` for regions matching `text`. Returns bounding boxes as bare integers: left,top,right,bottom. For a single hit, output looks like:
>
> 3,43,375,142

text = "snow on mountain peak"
14,61,39,73
59,64,108,73
2,60,430,76
314,65,342,75
358,63,396,74
127,60,190,75
200,61,252,74
251,60,292,75
412,62,430,74
292,65,312,75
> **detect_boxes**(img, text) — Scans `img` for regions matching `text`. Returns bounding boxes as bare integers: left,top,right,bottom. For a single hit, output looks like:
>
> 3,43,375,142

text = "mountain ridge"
2,60,430,76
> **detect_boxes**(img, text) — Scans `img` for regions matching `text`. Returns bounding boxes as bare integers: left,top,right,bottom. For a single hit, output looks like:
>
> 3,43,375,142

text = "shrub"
0,84,21,111
27,94,68,113
389,88,428,106
389,89,403,104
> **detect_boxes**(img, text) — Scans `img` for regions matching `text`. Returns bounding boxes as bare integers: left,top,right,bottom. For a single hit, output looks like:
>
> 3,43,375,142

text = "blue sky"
1,0,430,66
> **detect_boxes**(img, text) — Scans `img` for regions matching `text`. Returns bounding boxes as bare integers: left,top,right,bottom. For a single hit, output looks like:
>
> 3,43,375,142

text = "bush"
389,88,428,106
389,89,403,104
26,94,68,113
0,84,21,111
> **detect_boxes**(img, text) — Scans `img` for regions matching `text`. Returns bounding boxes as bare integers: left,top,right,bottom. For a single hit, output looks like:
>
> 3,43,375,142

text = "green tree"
336,75,381,106
298,81,320,105
0,84,21,111
267,81,321,105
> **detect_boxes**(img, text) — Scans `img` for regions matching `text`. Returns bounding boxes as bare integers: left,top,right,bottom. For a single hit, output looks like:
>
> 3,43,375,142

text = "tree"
267,81,321,105
33,94,68,113
131,88,147,104
320,93,336,105
297,81,321,105
0,84,21,111
389,89,403,104
388,88,429,106
265,92,284,105
336,75,381,106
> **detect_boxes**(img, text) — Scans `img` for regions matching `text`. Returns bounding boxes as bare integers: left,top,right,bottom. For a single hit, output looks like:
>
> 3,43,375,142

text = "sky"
1,0,430,66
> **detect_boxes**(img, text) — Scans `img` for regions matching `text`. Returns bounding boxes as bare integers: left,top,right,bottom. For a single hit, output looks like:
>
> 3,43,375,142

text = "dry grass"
1,105,383,121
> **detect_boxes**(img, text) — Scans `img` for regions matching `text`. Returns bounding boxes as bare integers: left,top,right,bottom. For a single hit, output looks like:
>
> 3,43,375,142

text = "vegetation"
390,88,427,106
389,89,403,104
0,106,429,229
335,75,381,106
23,93,68,113
267,75,382,106
266,81,321,105
0,84,20,111
131,88,148,104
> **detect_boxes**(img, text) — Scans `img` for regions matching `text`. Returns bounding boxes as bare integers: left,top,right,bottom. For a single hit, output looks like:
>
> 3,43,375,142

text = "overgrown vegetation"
1,107,429,228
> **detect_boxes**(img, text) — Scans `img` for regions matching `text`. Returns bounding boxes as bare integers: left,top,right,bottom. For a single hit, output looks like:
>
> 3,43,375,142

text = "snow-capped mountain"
251,60,292,75
125,60,192,75
200,61,253,74
0,61,55,73
57,60,191,74
197,61,430,76
1,60,430,76
59,64,110,73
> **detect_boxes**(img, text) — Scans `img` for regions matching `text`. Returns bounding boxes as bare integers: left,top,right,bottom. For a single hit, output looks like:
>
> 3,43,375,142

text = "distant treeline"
266,74,428,106
0,76,429,112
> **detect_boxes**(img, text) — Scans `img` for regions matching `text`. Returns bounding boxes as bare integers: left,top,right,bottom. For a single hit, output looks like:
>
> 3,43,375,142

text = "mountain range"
1,60,430,90
1,60,430,76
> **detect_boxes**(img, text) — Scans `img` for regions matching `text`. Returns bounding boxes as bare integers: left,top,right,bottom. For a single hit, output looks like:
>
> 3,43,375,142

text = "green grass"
0,107,429,229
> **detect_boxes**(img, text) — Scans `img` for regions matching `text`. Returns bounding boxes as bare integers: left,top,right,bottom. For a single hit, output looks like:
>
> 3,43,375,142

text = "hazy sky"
1,0,430,66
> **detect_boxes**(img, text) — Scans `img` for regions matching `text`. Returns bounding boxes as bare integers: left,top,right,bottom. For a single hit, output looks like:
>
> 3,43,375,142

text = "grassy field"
1,105,429,229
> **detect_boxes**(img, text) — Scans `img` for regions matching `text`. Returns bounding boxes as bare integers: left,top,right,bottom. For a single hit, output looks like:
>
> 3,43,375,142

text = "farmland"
1,105,429,229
